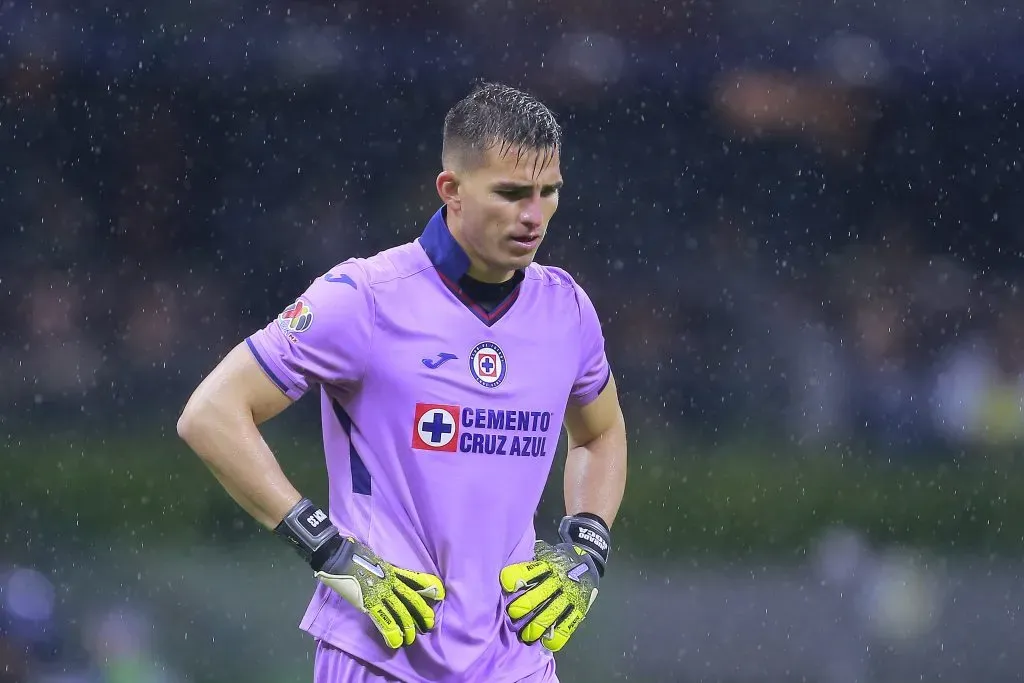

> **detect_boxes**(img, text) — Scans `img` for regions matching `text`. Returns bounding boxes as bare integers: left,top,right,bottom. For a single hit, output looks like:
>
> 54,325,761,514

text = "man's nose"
520,196,543,228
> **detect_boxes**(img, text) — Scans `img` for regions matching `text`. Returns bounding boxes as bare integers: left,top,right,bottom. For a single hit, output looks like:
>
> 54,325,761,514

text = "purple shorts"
313,639,558,683
313,640,403,682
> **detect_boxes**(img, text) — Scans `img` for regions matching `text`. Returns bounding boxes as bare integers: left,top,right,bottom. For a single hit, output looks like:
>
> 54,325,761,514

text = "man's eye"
497,189,528,200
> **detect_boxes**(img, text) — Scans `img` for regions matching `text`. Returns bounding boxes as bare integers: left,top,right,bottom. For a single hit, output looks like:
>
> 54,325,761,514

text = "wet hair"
442,81,562,171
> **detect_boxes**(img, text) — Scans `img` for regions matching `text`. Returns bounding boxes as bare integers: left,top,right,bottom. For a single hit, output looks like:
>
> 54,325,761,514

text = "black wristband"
274,498,341,568
558,514,611,577
574,512,611,535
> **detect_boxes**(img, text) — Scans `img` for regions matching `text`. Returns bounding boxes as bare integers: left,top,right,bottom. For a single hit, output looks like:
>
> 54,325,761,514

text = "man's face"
445,144,563,282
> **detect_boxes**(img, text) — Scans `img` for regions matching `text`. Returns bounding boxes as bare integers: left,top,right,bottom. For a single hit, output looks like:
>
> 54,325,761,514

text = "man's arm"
177,339,446,648
562,374,627,527
176,342,302,529
498,375,626,652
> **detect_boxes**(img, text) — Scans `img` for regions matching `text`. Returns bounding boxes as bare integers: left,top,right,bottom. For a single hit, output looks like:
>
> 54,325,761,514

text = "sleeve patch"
277,298,314,334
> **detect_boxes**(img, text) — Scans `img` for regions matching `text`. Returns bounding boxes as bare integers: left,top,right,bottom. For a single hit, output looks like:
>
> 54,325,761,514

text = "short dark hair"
442,81,562,170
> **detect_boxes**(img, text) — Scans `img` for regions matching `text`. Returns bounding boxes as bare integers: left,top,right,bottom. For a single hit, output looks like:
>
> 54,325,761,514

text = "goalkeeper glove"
275,498,445,649
499,514,611,652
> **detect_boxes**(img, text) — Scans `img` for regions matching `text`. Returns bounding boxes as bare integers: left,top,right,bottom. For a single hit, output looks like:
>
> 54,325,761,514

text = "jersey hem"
300,620,552,683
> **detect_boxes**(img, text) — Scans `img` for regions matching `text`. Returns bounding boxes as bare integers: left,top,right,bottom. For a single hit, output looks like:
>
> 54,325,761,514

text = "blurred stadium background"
3,1,1024,681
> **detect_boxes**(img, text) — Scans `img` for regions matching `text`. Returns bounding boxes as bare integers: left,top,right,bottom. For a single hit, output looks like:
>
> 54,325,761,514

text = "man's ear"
436,170,461,209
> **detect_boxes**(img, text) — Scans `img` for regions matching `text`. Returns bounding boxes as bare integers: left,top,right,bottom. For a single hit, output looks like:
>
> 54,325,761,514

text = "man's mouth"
510,234,541,248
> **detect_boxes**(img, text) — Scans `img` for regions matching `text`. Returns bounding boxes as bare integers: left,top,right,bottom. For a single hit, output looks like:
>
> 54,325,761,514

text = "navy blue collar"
418,206,472,282
417,206,525,326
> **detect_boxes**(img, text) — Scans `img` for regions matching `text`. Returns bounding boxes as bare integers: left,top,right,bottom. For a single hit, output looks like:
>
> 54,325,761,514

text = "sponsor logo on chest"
411,402,553,458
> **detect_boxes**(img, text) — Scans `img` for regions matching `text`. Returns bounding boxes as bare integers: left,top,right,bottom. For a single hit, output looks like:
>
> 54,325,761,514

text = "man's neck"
465,263,515,284
445,209,515,283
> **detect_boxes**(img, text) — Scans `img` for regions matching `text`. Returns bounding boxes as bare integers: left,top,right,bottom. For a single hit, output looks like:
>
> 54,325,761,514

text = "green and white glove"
499,514,610,652
275,498,445,649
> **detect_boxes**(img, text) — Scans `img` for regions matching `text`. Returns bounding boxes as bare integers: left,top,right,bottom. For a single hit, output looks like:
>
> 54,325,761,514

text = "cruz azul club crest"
469,341,506,388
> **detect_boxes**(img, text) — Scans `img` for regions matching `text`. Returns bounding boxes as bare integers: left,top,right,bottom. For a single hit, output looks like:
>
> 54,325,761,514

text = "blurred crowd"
0,565,178,683
3,3,1024,458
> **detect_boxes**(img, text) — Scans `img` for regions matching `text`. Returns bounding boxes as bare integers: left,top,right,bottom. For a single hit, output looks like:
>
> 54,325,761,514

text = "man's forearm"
178,402,303,530
563,416,627,527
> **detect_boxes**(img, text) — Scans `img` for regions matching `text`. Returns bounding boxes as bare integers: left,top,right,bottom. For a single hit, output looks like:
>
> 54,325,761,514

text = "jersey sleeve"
245,261,374,400
569,282,612,406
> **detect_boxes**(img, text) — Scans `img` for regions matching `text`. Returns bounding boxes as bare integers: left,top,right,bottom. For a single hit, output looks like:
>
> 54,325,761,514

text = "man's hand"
315,536,446,649
499,514,610,652
274,498,445,649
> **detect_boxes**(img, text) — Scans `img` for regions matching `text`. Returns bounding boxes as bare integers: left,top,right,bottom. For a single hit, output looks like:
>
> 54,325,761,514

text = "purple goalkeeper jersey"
246,207,611,682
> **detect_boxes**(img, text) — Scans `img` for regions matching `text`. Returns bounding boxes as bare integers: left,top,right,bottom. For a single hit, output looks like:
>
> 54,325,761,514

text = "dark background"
2,2,1023,681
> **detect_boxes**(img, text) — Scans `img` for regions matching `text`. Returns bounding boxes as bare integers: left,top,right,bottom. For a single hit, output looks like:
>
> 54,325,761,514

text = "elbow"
176,398,224,469
176,394,212,448
176,402,200,445
176,391,252,459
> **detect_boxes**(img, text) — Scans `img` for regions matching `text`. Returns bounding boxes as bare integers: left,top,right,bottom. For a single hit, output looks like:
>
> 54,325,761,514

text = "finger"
382,592,418,647
366,601,405,649
506,575,559,621
541,606,584,652
393,579,437,633
499,560,552,594
520,592,571,644
393,567,446,602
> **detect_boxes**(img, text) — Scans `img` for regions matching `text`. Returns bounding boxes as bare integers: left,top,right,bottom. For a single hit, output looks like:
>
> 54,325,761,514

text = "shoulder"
525,263,601,321
525,262,583,291
323,240,431,290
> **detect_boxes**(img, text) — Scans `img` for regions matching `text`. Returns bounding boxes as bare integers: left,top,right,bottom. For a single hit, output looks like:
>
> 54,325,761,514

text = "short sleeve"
245,261,374,400
569,282,611,406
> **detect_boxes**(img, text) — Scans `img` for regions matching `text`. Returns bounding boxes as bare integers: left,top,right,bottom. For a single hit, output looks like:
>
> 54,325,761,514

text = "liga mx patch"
277,299,313,333
469,341,506,388
412,403,460,452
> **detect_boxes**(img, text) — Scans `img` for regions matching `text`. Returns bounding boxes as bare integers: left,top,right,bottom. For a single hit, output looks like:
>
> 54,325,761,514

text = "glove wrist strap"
274,497,342,570
558,514,611,577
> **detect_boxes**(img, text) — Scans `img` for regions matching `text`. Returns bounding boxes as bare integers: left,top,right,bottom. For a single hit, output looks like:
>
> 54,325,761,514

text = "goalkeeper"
177,81,628,682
